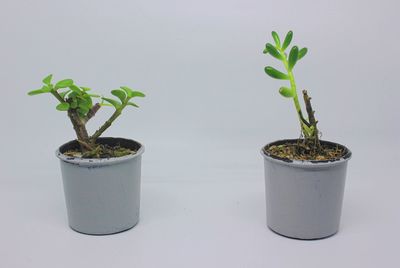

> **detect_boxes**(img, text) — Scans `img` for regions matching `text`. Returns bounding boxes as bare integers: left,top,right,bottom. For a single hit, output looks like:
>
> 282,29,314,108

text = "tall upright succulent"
28,75,145,154
263,31,319,144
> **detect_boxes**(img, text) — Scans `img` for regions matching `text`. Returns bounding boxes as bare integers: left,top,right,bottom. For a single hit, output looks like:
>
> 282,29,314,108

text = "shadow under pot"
56,137,145,235
261,139,352,240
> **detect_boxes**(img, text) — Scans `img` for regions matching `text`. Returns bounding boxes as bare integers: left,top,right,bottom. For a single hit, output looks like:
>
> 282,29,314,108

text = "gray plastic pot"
261,139,352,240
56,137,144,235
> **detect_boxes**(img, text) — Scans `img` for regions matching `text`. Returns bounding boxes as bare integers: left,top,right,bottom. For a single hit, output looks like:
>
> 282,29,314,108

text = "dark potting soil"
64,144,136,158
60,137,140,159
264,139,350,162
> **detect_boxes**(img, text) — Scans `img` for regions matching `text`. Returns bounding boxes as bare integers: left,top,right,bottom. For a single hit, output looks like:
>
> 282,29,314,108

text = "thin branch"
90,109,122,141
302,90,317,126
83,103,101,123
51,91,65,103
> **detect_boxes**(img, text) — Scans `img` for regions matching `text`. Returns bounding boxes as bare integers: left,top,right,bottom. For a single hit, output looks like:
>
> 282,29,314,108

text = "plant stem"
90,109,122,142
302,90,321,153
51,91,65,103
278,49,311,137
67,109,92,151
51,90,92,151
83,103,101,123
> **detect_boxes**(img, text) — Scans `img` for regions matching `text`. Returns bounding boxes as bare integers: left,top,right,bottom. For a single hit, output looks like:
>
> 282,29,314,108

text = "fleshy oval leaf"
279,86,295,98
288,46,299,70
264,66,289,80
130,91,145,98
42,74,53,85
101,97,121,109
282,31,293,50
127,102,139,108
111,89,127,102
298,47,308,60
120,86,133,98
271,31,280,47
69,85,82,94
55,79,74,89
265,43,283,60
56,102,70,111
28,85,51,96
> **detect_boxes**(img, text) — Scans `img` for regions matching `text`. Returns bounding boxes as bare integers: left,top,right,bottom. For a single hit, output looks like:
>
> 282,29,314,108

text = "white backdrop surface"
0,0,399,267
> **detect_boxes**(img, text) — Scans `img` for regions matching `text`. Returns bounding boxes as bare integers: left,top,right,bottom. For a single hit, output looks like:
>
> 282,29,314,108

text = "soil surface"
64,144,136,159
264,139,347,161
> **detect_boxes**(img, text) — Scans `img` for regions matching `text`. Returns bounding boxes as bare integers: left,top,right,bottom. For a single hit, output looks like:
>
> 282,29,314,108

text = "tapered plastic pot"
261,139,352,240
56,137,144,235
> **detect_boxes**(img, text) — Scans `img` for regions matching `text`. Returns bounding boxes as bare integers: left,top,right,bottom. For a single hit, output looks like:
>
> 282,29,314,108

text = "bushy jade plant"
28,75,145,157
263,30,322,156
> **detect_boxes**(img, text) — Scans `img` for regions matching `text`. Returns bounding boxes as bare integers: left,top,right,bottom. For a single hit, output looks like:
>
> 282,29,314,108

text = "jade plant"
28,75,145,158
263,31,341,159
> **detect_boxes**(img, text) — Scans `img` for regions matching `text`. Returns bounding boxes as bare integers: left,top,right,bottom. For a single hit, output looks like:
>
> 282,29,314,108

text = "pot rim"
261,139,352,168
56,137,145,167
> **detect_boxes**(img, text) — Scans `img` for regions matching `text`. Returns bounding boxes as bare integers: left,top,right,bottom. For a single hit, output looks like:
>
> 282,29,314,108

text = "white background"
0,0,399,267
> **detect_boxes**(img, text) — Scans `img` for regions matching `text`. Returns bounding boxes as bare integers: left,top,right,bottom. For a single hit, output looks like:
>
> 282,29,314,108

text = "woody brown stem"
83,103,101,123
302,90,320,151
67,109,92,151
302,90,317,127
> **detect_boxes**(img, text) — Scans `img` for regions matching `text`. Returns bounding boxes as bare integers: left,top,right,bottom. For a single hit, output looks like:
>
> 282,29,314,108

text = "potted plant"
28,75,145,235
261,31,352,239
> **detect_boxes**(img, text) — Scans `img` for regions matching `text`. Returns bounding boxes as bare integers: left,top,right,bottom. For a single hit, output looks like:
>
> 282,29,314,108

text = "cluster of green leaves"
102,86,145,112
263,31,307,98
28,75,145,117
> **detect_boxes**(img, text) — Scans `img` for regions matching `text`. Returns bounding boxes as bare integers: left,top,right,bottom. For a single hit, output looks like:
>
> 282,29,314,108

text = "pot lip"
261,139,352,168
55,137,145,167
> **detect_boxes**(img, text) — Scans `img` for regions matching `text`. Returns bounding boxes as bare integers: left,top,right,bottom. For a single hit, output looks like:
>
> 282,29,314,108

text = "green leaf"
130,91,145,98
127,102,139,108
78,98,90,110
81,87,91,91
101,97,121,109
78,104,89,115
100,103,113,107
282,31,293,50
42,74,53,85
83,94,93,107
120,86,134,98
27,85,51,96
288,46,299,71
59,89,71,99
111,89,127,102
70,98,78,108
88,94,100,98
56,102,70,111
55,79,73,89
68,92,78,99
120,86,145,98
263,48,268,54
265,43,283,60
264,66,289,80
69,85,82,94
271,31,280,47
298,47,308,60
279,86,295,98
